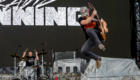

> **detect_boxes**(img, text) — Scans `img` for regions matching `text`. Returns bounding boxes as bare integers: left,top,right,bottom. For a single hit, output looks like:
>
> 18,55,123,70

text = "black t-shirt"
26,56,36,66
78,15,101,40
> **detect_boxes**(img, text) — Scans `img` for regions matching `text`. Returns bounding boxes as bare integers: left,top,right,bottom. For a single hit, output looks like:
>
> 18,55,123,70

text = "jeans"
81,28,102,61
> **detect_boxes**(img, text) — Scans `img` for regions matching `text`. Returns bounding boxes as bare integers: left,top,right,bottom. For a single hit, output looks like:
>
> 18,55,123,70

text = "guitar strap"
92,18,98,21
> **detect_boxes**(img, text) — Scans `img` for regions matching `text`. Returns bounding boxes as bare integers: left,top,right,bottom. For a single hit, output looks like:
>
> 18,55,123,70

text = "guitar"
88,2,106,42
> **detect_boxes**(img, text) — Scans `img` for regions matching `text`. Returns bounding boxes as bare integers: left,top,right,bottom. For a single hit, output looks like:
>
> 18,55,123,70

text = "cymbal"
10,54,20,58
18,57,28,61
32,65,39,68
38,52,47,56
40,62,51,66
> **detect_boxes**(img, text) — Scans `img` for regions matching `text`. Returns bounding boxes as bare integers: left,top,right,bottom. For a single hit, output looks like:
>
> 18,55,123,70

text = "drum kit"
10,52,51,80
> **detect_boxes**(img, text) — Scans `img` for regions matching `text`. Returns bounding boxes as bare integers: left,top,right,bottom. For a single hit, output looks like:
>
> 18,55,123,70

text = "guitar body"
98,24,106,41
88,2,106,41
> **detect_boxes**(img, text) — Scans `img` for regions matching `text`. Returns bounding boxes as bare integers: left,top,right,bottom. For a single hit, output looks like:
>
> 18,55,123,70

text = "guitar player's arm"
80,10,97,25
101,19,108,33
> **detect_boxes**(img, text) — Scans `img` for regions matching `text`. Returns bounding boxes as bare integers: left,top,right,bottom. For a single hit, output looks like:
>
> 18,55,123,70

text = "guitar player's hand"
104,27,108,33
92,10,97,16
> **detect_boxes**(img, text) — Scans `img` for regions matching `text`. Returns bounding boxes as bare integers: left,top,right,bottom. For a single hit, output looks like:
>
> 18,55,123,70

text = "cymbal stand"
40,49,47,79
18,60,25,80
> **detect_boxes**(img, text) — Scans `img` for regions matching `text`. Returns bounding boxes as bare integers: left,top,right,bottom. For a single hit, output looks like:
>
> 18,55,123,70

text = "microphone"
18,45,21,47
42,43,47,45
76,48,78,52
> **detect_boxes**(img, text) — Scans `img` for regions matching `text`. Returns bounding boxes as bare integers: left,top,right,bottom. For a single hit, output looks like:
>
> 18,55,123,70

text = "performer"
78,6,108,68
22,48,39,66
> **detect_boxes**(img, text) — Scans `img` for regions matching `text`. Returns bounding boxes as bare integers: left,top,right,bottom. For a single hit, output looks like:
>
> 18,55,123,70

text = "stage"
0,0,139,80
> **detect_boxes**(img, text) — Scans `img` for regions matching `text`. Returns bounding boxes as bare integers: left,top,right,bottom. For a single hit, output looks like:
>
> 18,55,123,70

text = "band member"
22,48,39,66
78,6,108,68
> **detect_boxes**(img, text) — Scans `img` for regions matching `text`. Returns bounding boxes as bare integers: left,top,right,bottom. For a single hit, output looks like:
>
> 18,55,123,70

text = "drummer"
22,48,39,66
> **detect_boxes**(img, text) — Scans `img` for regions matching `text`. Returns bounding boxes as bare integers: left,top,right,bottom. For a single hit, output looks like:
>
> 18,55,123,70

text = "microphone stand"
40,43,49,79
50,46,54,68
50,46,54,79
12,45,21,80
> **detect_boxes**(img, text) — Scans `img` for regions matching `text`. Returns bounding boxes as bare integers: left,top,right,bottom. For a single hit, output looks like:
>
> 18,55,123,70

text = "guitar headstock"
88,2,96,10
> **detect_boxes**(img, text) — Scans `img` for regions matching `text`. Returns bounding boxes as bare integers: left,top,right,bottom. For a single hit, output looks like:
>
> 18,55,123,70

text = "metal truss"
135,0,140,66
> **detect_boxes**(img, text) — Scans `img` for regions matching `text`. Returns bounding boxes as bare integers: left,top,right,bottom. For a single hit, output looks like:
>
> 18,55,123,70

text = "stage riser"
53,58,87,73
0,75,13,80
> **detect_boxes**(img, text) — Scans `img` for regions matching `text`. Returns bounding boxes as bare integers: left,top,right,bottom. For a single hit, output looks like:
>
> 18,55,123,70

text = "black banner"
0,0,130,67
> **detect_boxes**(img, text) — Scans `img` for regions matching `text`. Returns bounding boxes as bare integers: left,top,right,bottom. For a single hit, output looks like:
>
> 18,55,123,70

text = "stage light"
73,66,77,73
66,66,70,73
58,66,62,73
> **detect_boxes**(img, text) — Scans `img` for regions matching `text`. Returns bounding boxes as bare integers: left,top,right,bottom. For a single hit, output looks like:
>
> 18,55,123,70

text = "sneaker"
96,60,101,69
98,44,105,51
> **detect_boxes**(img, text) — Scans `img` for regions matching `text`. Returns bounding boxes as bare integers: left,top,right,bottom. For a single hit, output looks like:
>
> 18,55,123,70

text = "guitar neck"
96,14,105,33
96,15,102,26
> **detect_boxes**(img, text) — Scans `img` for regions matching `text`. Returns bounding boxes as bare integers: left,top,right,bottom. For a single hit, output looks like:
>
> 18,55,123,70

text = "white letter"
13,7,34,25
68,7,80,26
0,8,11,25
35,7,44,26
45,7,66,26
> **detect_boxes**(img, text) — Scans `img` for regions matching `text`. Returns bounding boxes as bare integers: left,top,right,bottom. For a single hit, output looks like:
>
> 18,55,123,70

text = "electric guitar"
88,2,106,42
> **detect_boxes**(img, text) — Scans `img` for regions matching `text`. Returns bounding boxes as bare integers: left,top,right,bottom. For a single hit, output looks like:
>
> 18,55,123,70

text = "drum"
33,60,39,68
34,60,38,66
18,61,26,67
23,67,34,79
18,61,26,75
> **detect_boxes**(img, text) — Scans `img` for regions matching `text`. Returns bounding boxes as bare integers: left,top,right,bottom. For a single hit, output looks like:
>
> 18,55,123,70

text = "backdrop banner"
0,0,130,67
